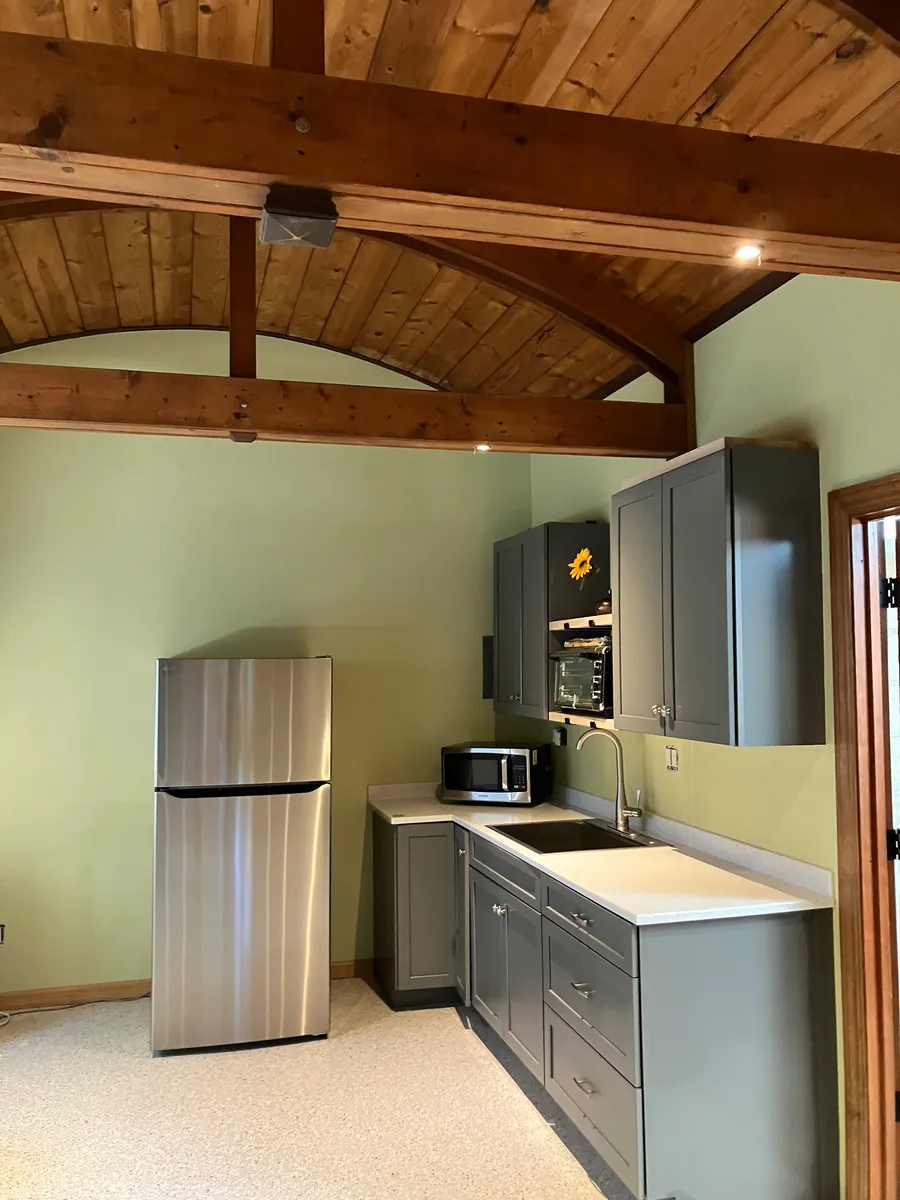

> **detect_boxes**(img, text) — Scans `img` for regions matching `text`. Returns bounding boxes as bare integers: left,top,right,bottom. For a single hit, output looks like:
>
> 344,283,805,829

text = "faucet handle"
622,788,643,820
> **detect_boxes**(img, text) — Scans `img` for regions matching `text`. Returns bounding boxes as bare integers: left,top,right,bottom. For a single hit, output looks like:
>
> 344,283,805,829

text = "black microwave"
438,742,552,806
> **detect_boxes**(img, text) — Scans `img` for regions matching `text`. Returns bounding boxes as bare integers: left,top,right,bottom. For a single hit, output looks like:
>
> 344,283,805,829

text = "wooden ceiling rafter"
3,34,900,279
819,1,900,54
0,361,691,458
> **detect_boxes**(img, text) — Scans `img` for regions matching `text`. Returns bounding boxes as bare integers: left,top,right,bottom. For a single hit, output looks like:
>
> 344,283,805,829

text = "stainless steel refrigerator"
151,657,332,1052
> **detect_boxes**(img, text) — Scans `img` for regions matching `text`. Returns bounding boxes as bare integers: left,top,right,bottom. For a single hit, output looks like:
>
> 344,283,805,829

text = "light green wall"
528,273,900,876
0,332,531,992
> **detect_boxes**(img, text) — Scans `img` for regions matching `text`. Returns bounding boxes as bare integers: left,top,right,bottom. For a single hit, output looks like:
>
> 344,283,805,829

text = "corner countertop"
367,796,832,927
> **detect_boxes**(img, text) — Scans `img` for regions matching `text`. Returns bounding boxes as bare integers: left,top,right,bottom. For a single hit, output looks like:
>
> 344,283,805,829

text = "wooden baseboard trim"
0,978,151,1012
330,959,374,981
1,962,374,1011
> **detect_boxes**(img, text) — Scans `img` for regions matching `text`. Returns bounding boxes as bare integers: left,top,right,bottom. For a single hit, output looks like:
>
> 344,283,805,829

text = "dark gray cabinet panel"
373,815,457,1006
612,443,825,746
494,540,523,712
396,823,455,989
470,834,540,907
662,452,734,744
453,825,470,1005
543,919,641,1085
470,868,509,1037
612,477,666,735
519,526,548,718
506,894,544,1080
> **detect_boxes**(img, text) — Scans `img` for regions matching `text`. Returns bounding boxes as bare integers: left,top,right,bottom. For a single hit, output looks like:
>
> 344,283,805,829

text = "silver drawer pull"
570,981,594,997
573,1077,596,1096
569,912,592,928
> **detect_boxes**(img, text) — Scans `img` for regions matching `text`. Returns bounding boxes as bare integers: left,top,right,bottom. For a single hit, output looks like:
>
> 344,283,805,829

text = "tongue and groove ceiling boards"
0,0,896,399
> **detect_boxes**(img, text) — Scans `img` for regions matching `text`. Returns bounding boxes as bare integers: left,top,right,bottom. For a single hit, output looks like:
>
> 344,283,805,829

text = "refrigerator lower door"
151,784,330,1052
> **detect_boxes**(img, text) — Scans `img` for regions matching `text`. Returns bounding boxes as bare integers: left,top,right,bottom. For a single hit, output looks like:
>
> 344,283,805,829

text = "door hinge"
888,829,900,861
880,577,900,609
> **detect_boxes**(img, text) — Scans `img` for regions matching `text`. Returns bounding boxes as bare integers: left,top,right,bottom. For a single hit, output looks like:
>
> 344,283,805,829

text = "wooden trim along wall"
829,471,900,1200
0,962,374,1013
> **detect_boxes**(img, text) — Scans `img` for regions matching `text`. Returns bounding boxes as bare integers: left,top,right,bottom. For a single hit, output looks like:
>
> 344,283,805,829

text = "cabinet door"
396,823,455,990
453,825,470,1005
612,476,666,734
470,869,509,1037
494,540,523,714
662,452,735,744
505,894,544,1080
519,526,549,719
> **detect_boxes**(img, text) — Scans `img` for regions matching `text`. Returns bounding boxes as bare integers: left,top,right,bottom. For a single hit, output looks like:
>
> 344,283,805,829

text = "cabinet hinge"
880,577,900,609
888,829,900,861
896,1091,900,1123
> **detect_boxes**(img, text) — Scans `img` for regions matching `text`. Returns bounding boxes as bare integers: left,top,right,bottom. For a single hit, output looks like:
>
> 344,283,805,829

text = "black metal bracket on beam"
260,185,338,249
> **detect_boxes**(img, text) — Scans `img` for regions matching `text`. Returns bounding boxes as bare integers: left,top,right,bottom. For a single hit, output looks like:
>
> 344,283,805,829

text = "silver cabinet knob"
570,981,594,997
492,903,508,916
651,704,661,716
458,847,466,856
573,1077,596,1096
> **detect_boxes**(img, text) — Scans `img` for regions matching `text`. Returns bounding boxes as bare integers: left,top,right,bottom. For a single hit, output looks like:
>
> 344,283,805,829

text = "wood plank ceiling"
0,0,896,396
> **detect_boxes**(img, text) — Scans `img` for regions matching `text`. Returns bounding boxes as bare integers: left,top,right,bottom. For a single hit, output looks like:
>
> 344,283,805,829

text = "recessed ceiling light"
474,443,492,453
734,243,762,262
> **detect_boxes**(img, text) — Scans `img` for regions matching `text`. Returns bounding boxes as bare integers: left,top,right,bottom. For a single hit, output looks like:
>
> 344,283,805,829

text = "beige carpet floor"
0,980,604,1199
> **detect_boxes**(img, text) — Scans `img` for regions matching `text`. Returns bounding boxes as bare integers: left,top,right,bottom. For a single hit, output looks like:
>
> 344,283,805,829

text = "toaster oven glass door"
551,650,612,715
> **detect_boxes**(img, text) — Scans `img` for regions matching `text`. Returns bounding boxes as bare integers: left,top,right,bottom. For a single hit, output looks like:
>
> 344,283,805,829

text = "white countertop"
368,797,832,927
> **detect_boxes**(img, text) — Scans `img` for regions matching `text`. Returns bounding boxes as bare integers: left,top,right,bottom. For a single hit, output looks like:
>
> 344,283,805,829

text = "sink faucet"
575,727,643,834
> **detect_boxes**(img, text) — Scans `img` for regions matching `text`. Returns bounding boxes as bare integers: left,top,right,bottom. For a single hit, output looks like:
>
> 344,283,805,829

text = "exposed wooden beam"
0,192,107,221
229,215,257,379
272,0,324,72
3,37,900,279
0,363,689,457
374,235,687,386
819,1,900,55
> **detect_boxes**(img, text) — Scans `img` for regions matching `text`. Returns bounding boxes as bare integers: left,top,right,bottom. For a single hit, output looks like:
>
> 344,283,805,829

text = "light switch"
665,745,679,772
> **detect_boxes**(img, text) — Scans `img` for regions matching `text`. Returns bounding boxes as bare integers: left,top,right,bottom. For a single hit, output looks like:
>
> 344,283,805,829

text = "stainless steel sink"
487,819,660,854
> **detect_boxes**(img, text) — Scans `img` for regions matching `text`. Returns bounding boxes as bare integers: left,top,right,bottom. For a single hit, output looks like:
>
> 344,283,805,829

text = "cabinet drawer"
542,877,637,975
544,1008,644,1197
543,919,640,1085
471,836,540,908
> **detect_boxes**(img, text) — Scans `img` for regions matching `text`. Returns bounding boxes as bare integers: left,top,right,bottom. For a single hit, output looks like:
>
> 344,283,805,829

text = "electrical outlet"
552,726,568,748
665,745,679,772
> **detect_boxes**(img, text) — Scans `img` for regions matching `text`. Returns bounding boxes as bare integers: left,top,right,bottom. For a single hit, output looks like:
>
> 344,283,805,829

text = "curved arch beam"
372,233,687,389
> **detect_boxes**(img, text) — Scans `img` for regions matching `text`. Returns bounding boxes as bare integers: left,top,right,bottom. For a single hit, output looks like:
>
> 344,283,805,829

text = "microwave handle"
500,757,509,791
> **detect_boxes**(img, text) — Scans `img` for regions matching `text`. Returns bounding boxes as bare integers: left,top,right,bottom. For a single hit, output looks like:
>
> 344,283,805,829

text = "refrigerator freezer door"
156,658,332,788
151,784,331,1052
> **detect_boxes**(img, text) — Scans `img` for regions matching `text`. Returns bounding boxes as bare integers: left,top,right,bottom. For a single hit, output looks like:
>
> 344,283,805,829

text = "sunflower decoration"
568,548,595,590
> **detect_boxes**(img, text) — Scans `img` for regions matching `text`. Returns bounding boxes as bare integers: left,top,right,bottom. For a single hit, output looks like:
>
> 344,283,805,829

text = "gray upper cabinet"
612,477,665,735
494,526,547,719
662,451,734,744
494,522,610,721
613,442,825,746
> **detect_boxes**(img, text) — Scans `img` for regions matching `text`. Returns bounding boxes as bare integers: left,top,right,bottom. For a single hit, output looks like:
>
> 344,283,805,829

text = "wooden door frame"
830,471,900,1200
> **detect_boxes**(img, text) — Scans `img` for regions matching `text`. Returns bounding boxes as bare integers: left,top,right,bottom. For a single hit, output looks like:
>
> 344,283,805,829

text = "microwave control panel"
509,756,528,791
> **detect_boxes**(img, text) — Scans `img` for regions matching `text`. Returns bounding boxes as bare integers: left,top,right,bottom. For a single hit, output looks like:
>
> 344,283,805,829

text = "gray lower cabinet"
612,441,825,745
470,868,509,1034
470,865,544,1081
373,815,457,1006
453,825,470,1005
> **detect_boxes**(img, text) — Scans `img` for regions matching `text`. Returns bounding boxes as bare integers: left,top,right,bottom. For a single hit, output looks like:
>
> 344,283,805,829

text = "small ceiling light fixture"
474,443,492,453
734,243,762,263
260,185,338,249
